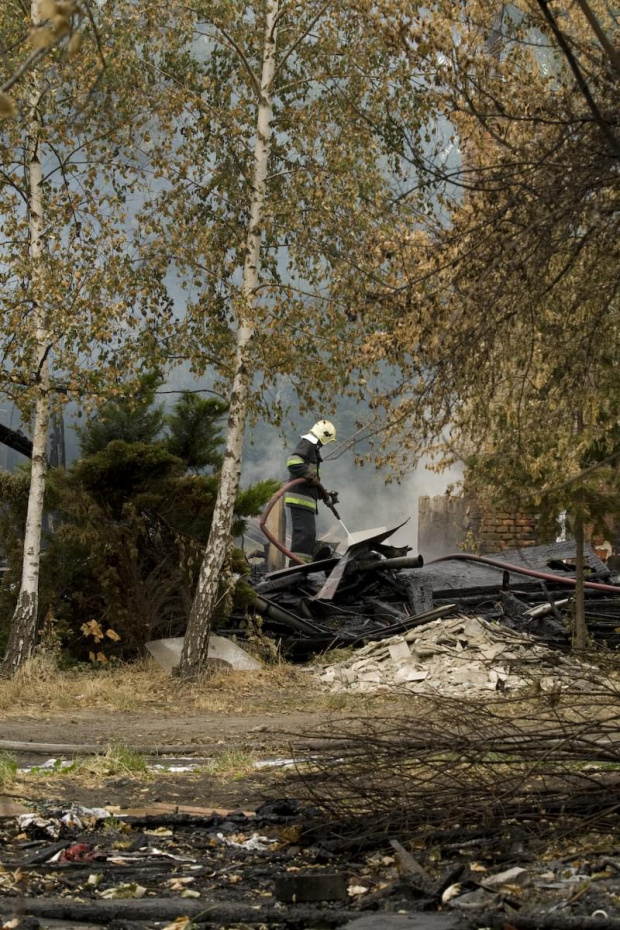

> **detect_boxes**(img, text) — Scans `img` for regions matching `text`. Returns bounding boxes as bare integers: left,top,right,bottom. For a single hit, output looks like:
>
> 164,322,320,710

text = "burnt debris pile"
231,529,620,660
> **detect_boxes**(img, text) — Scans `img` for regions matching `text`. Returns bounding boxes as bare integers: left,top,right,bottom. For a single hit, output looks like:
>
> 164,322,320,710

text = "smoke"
320,455,463,554
242,426,463,555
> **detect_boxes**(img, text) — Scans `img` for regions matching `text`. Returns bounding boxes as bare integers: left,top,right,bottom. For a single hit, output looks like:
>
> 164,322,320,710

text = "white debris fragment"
17,814,60,839
61,805,111,829
348,884,369,896
100,882,147,899
254,757,298,769
481,866,529,888
388,640,411,661
218,832,276,851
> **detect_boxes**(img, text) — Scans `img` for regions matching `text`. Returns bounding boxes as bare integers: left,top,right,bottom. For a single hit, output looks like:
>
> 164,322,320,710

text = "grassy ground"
0,652,408,718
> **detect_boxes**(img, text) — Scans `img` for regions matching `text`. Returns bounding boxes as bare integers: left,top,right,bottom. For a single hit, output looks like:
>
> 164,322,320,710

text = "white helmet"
310,419,337,444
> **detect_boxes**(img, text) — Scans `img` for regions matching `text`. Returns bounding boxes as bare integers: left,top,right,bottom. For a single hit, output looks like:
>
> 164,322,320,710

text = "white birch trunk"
178,0,279,677
1,0,52,678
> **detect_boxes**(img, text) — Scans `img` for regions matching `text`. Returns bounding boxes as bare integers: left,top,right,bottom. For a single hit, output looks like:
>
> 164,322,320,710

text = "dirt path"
2,709,331,813
0,665,376,814
0,708,335,752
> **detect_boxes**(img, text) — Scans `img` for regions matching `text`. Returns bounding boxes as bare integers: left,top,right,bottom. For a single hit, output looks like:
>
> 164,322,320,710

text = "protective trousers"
287,505,316,562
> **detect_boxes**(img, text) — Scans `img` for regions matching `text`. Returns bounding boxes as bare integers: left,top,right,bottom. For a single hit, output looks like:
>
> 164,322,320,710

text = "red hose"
429,552,620,594
259,478,314,566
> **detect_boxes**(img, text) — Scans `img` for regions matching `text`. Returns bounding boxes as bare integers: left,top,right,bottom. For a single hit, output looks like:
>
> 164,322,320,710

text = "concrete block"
450,887,500,909
146,634,261,673
487,669,506,689
480,644,505,660
450,665,488,688
388,640,411,661
394,667,429,684
412,646,438,660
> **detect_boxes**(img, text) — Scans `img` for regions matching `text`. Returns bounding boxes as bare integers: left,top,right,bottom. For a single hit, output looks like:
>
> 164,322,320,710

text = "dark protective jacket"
285,435,321,513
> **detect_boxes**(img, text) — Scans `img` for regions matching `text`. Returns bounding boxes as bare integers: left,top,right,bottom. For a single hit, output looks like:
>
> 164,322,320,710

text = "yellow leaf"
0,94,16,120
81,619,104,642
105,629,121,642
30,27,57,49
40,0,58,18
162,918,192,930
67,32,83,57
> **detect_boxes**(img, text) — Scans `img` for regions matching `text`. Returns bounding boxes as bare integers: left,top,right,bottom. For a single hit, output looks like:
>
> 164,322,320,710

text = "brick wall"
418,494,540,556
474,506,539,554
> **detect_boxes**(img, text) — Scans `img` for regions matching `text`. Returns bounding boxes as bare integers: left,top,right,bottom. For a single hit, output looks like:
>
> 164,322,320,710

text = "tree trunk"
178,0,279,678
1,0,51,678
572,409,586,652
573,505,586,650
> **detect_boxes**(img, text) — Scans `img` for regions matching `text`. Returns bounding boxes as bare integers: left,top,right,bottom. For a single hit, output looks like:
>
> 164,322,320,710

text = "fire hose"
429,552,620,595
259,477,342,566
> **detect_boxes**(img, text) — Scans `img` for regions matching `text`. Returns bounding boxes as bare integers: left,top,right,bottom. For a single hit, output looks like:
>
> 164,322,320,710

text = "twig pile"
300,681,620,855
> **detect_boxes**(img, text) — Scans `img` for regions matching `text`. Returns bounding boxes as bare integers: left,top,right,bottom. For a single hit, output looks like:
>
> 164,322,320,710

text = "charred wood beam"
262,557,340,582
252,594,329,635
0,422,32,458
348,604,458,644
357,556,424,571
0,898,357,926
482,914,620,930
364,597,407,620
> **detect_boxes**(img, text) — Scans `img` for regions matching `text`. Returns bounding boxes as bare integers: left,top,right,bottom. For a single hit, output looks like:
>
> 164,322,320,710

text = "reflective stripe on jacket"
285,436,321,512
284,493,316,510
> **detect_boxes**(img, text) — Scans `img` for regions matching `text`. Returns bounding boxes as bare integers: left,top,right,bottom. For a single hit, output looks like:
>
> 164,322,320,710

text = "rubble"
4,733,620,928
318,615,596,695
234,534,620,660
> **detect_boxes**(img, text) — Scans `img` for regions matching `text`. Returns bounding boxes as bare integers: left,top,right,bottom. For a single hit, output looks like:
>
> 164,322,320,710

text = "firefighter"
285,420,337,562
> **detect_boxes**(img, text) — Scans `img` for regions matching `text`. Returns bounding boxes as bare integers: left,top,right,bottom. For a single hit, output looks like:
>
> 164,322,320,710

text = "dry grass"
72,744,149,778
187,666,410,715
0,654,172,716
0,653,421,721
200,748,259,780
0,751,17,790
21,744,150,783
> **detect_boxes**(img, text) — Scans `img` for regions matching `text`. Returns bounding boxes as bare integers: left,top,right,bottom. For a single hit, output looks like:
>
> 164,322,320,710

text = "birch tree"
141,0,435,677
0,0,183,675
178,0,279,675
2,0,51,675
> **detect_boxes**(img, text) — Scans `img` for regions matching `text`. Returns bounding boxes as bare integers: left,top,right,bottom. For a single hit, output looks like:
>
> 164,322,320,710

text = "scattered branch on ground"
299,679,620,855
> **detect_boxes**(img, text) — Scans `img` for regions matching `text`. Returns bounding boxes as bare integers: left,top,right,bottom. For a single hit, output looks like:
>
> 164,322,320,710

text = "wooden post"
266,496,286,571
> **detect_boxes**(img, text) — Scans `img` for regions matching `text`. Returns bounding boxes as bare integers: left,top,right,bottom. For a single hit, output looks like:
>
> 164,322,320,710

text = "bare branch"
573,0,620,76
534,0,620,156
